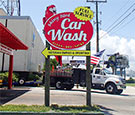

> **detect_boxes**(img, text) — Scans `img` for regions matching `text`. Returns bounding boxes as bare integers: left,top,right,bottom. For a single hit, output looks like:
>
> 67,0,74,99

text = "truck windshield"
103,69,112,74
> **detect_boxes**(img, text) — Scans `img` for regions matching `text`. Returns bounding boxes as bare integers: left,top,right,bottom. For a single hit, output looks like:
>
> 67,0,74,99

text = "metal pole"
1,53,5,72
96,2,99,52
18,0,21,16
1,19,8,72
114,55,117,75
7,0,9,15
86,0,107,53
86,42,91,106
45,41,50,106
124,68,126,80
8,55,13,89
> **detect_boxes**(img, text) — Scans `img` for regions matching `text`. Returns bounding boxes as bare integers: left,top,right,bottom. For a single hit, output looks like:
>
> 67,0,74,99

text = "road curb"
0,111,104,115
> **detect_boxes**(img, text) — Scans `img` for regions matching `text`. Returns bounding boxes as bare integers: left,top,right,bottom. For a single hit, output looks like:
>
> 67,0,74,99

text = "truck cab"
92,68,126,94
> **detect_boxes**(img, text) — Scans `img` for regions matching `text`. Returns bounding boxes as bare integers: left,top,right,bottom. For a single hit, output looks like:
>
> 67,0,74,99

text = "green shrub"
126,77,135,83
0,104,100,113
0,72,19,82
28,73,40,81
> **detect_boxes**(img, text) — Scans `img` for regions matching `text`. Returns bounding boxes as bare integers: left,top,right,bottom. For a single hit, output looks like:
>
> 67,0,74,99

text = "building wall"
0,8,7,16
0,16,45,72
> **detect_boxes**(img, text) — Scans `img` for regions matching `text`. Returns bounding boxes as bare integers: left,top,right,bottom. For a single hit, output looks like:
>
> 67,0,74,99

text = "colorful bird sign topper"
74,7,94,21
43,5,62,66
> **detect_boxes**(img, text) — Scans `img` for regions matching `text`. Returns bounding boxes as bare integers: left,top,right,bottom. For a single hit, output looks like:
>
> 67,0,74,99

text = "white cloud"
98,30,135,70
61,30,135,70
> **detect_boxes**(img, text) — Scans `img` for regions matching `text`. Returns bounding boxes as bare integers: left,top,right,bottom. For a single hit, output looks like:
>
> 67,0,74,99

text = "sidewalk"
0,87,30,105
123,86,135,95
0,86,135,105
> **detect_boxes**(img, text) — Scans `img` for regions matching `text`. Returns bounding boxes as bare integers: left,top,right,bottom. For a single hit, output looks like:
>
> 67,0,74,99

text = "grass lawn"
0,104,101,113
126,83,135,87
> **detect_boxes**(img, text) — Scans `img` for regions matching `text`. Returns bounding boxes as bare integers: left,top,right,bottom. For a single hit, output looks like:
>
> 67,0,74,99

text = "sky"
19,0,135,70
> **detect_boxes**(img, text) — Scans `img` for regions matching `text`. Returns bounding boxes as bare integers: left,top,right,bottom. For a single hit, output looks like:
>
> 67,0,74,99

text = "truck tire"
55,81,64,90
66,84,74,90
18,78,25,85
105,83,117,94
116,89,123,95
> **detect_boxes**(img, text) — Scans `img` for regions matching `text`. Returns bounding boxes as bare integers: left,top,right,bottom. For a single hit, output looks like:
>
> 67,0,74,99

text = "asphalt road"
1,86,135,115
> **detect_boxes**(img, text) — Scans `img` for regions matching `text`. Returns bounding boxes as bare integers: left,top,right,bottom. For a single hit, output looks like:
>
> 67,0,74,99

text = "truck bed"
50,70,72,78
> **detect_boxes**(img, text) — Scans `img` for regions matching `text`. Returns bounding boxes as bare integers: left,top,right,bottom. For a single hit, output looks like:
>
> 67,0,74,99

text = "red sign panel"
44,12,93,49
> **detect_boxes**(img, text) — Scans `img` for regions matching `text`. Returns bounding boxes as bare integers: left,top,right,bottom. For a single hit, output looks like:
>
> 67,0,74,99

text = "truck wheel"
116,89,123,95
66,84,74,90
18,78,25,85
105,83,117,94
56,81,64,90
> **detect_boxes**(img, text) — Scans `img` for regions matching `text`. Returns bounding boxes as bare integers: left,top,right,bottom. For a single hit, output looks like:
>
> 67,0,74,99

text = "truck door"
92,69,107,84
92,69,102,84
100,71,108,84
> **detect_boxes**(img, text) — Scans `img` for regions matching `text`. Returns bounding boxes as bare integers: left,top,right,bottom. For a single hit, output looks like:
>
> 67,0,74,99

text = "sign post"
86,42,91,106
45,42,50,106
42,7,94,107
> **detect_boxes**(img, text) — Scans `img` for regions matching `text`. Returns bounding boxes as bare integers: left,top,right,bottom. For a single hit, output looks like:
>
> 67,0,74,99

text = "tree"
43,58,58,71
50,58,58,69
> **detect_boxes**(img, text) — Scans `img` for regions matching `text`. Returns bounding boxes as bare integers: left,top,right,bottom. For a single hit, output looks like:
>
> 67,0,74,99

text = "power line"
105,2,135,32
100,3,135,39
89,1,135,49
100,9,135,39
103,0,132,29
91,8,135,47
111,15,135,35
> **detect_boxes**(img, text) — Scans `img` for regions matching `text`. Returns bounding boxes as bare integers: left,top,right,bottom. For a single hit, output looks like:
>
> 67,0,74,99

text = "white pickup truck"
91,68,126,94
72,67,126,95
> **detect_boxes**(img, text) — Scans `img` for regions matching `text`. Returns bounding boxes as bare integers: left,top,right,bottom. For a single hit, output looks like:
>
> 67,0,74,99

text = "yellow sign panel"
42,48,91,58
74,7,94,21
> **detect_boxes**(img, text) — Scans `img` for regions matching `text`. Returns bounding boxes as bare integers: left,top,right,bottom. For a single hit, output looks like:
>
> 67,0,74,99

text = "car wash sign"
44,11,93,50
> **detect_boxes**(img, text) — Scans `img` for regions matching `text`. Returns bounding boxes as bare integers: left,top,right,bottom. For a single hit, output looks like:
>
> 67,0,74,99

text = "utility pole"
96,2,99,52
18,0,21,16
86,0,107,53
1,19,8,72
45,41,50,106
86,42,91,106
85,0,107,106
7,0,9,15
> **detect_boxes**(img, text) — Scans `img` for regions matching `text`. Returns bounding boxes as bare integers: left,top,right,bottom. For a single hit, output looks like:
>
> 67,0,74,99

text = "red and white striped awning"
0,43,13,55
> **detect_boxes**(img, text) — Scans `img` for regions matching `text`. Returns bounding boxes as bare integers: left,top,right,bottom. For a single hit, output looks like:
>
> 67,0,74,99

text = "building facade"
0,9,45,72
